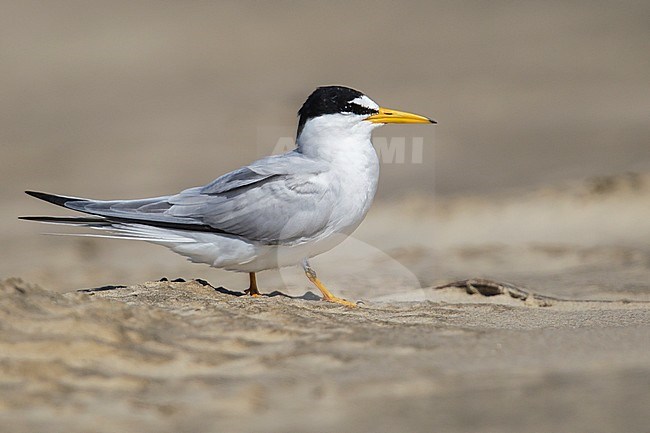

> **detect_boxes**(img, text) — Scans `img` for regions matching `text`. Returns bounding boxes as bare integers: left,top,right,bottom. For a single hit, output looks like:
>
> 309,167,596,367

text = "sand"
2,274,650,433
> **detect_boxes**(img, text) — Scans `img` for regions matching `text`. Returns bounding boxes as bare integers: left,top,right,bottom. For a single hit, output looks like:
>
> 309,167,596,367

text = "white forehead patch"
350,95,379,111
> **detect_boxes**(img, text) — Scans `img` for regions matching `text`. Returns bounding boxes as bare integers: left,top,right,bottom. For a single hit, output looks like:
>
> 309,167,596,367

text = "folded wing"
24,151,334,245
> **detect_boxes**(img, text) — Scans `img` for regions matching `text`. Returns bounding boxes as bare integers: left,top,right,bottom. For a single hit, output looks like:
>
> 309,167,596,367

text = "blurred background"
1,0,649,296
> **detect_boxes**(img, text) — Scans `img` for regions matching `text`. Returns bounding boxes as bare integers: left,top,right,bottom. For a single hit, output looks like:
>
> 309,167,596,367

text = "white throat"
296,114,382,161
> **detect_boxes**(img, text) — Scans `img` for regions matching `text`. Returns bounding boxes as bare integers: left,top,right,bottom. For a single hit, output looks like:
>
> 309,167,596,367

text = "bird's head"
296,86,435,142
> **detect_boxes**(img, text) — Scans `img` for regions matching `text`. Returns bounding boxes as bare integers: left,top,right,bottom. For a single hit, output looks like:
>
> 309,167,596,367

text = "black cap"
297,86,378,136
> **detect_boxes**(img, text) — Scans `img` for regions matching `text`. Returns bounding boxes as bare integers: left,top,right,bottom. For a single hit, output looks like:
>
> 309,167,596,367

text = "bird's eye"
344,103,377,116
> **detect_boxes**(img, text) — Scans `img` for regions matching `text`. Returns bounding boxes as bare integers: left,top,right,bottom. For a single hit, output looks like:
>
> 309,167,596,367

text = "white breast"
298,114,379,227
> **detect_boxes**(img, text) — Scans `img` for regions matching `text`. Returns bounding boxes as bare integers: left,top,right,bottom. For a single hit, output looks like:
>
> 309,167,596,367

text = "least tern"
22,86,435,307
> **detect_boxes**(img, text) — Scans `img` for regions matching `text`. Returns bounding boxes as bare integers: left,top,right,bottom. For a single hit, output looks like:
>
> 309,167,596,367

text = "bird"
21,86,435,307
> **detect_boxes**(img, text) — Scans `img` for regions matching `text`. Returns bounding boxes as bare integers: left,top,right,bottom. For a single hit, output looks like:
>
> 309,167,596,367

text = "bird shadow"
79,277,322,301
162,277,321,300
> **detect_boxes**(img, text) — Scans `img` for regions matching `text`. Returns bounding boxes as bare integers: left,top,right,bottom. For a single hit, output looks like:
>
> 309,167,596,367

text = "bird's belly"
221,233,349,272
162,229,346,273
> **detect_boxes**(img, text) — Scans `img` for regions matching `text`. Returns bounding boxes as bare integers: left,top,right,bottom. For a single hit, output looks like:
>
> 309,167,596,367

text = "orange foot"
303,262,357,308
321,294,357,308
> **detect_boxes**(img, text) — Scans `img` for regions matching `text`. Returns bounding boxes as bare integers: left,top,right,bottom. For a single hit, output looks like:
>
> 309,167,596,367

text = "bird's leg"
245,272,261,297
302,260,356,308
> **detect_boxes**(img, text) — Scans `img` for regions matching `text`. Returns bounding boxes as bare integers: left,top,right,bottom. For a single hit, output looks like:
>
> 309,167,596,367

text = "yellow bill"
365,107,436,124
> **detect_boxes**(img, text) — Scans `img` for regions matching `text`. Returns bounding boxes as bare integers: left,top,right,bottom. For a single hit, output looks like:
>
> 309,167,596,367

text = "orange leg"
245,272,261,297
303,260,357,308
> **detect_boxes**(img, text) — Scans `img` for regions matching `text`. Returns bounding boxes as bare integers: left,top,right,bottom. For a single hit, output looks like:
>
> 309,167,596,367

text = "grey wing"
167,152,335,243
59,151,334,244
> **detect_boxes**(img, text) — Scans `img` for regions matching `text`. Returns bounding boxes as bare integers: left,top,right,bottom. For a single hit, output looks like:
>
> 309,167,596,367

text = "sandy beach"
2,275,649,433
1,1,649,432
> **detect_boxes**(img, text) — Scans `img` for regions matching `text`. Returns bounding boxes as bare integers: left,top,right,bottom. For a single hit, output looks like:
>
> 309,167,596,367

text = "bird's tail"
21,190,221,237
20,214,196,243
20,191,196,243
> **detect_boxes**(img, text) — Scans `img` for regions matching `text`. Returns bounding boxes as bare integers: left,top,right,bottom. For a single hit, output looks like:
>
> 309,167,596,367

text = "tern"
22,86,435,307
